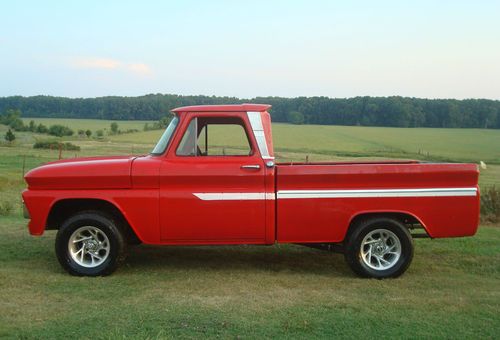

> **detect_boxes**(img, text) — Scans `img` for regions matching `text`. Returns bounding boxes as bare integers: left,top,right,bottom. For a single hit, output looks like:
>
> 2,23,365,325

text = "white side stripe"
277,187,477,199
193,193,275,201
193,188,476,201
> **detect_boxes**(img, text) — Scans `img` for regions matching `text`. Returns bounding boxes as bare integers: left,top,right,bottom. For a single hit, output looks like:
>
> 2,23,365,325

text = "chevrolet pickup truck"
22,104,480,278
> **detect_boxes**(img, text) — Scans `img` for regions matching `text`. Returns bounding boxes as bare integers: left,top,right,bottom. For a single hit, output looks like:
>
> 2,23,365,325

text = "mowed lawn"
0,216,499,338
1,119,499,338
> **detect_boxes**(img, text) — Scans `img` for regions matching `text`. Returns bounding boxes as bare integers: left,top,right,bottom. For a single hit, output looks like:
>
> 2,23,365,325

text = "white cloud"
128,63,151,75
69,57,152,76
71,57,122,69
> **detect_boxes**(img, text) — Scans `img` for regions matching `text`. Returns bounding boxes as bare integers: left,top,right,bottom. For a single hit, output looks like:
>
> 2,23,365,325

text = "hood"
25,155,136,190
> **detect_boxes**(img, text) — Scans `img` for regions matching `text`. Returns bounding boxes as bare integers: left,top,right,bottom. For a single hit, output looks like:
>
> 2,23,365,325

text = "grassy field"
6,118,500,189
0,216,499,338
0,120,499,216
19,117,500,164
22,117,153,132
1,118,499,338
108,122,500,163
109,124,500,187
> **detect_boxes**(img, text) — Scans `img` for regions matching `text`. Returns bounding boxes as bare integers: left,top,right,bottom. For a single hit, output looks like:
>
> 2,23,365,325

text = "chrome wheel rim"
68,226,110,268
360,229,401,271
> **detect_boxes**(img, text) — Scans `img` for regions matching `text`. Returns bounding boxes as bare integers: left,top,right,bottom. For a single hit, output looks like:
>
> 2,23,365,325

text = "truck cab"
151,104,276,244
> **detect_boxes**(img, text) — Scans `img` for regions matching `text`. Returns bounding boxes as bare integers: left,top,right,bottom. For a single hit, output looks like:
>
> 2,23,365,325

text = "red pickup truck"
22,104,480,278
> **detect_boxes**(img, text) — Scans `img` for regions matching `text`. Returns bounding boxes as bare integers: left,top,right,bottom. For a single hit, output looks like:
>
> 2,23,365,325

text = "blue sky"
1,0,499,99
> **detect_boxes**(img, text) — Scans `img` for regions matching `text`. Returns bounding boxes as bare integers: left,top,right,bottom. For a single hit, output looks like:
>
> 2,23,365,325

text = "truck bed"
275,162,480,243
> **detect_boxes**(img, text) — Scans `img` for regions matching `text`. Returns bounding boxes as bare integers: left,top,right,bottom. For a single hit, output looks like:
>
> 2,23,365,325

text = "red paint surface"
22,104,480,245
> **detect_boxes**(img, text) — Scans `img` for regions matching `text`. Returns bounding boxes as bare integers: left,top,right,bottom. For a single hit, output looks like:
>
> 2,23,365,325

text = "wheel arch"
46,198,141,244
345,210,431,241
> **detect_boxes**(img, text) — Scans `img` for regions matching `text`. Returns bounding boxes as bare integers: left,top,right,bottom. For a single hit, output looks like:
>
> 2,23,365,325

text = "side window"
176,117,252,156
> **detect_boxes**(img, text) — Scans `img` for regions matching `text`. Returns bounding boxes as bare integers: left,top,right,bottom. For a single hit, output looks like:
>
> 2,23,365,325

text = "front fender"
22,189,160,244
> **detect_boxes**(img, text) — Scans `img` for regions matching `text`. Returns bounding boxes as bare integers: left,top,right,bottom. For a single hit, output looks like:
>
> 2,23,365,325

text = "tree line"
0,109,74,136
1,94,499,128
0,108,145,139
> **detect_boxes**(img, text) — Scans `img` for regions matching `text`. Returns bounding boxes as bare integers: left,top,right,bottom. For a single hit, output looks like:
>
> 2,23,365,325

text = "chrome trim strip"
277,187,478,199
194,188,477,201
247,111,264,131
247,111,271,159
266,192,276,200
194,193,275,201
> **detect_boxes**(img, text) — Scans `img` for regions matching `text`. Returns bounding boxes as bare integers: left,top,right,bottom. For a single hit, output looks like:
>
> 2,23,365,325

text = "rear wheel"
344,217,414,278
55,211,127,276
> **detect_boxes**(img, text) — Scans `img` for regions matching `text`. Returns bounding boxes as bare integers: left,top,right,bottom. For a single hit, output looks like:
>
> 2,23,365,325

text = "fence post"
22,154,26,180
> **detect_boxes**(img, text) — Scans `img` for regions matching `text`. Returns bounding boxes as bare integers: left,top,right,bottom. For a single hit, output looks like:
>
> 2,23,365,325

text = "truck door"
159,112,268,243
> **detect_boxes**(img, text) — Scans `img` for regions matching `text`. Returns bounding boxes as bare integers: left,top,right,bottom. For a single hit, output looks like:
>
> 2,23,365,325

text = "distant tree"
36,124,48,134
287,111,305,125
0,109,26,131
9,119,26,131
158,115,171,128
85,129,92,138
48,124,74,137
28,120,36,132
77,129,85,137
110,122,119,134
4,128,15,143
96,129,104,137
0,108,20,125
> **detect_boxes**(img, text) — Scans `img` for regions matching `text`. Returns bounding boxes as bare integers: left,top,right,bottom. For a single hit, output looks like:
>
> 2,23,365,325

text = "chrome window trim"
246,111,272,159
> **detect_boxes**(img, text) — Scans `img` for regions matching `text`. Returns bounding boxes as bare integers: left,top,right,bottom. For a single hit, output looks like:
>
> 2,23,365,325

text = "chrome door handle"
241,165,261,170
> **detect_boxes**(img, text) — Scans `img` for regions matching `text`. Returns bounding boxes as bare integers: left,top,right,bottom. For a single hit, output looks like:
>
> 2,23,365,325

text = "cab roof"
171,103,271,113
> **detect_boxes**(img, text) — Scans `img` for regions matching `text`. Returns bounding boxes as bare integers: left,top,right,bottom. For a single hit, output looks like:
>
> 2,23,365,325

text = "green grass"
14,117,500,164
109,122,500,163
1,120,499,217
272,124,500,163
108,121,500,187
22,117,153,133
0,216,498,338
1,119,500,337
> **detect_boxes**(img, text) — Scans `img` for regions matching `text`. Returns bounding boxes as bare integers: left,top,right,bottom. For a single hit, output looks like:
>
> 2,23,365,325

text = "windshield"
150,115,179,155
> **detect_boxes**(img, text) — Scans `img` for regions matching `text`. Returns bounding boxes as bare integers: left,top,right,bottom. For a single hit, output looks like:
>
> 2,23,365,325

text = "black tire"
55,211,127,276
344,217,414,279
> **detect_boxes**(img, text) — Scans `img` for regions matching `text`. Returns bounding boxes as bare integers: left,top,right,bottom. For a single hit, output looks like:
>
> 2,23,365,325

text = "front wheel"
344,217,414,279
55,211,127,276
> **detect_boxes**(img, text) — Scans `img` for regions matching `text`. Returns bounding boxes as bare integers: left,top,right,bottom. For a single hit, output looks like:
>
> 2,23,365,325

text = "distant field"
109,122,500,164
22,117,153,132
108,122,500,186
273,124,500,163
19,117,500,163
2,118,499,190
0,119,498,218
